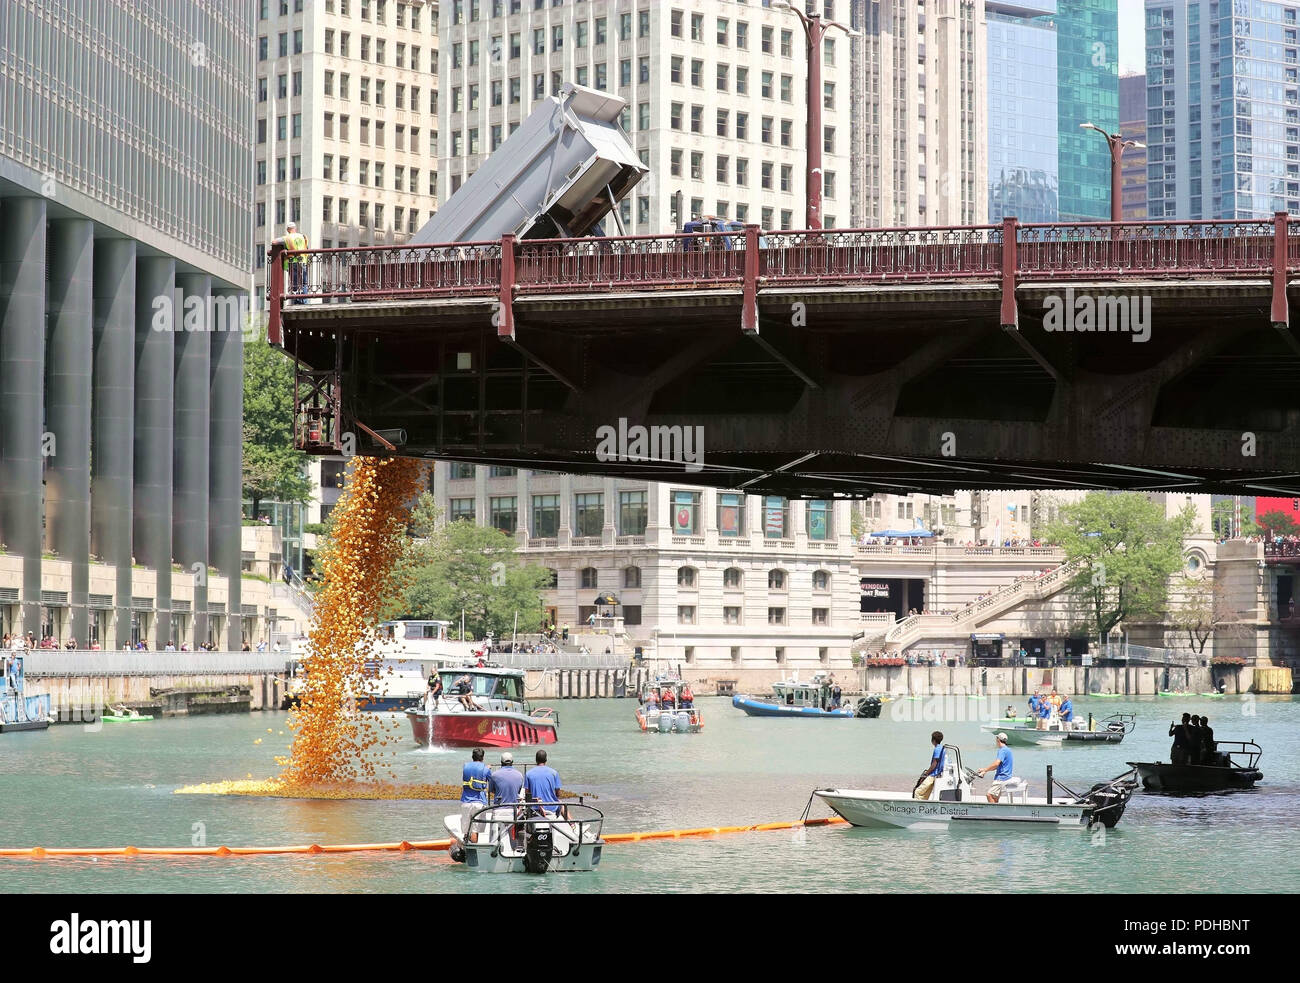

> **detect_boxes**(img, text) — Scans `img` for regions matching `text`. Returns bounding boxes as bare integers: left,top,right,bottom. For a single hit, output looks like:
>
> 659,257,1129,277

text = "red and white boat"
405,665,559,749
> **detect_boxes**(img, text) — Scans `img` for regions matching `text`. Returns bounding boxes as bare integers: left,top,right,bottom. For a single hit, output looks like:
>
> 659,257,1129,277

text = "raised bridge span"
268,215,1300,496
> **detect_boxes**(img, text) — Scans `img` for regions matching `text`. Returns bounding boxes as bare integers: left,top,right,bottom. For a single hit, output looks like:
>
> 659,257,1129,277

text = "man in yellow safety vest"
284,221,308,301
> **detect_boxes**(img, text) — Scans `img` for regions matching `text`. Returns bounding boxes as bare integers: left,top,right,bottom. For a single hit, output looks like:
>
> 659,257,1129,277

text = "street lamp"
1079,122,1146,223
772,2,860,230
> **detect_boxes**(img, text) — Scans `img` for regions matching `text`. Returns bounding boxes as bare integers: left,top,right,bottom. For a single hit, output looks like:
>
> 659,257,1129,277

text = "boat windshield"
440,671,523,702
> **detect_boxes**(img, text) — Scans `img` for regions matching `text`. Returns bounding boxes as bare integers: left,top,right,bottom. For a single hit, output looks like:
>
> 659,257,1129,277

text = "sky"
1119,0,1144,76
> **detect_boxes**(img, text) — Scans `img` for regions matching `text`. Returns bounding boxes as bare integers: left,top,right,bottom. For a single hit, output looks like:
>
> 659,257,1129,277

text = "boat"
0,653,52,734
1129,740,1263,793
102,706,154,722
635,674,703,733
984,712,1135,747
445,801,604,873
732,671,857,718
813,745,1138,831
1088,691,1124,698
405,665,559,749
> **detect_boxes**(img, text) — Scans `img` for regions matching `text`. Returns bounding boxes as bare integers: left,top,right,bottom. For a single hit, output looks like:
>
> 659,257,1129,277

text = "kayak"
101,714,154,722
1198,692,1226,698
1089,692,1124,698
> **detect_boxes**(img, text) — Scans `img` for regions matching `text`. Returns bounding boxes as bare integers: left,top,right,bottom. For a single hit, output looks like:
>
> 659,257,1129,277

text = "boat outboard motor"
856,696,882,719
1086,780,1135,829
523,822,554,874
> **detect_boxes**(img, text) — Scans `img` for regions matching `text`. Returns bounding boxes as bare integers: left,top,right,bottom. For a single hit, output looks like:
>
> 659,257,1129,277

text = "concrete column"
174,273,212,649
134,257,175,648
474,466,488,528
0,197,47,636
558,474,573,545
516,468,530,545
602,477,617,545
45,219,94,647
92,239,137,651
209,288,244,650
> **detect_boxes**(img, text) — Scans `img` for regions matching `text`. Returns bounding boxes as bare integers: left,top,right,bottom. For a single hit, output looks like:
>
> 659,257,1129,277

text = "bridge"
268,215,1300,496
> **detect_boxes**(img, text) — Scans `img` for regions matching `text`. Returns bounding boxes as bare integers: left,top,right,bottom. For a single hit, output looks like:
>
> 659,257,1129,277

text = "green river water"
0,694,1295,894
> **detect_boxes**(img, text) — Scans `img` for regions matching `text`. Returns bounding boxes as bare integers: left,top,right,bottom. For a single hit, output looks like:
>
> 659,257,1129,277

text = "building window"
543,568,558,589
678,606,696,625
768,608,786,626
717,493,745,536
768,569,787,591
623,605,642,626
723,567,743,589
812,570,830,591
573,493,604,537
677,566,697,589
812,608,829,626
449,498,475,522
671,491,701,535
450,462,475,479
619,491,647,536
532,495,560,538
806,500,831,540
580,567,598,590
489,496,517,534
724,606,742,625
623,566,641,588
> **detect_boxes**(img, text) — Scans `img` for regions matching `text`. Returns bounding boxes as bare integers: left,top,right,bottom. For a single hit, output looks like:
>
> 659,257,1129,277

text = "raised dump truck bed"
412,82,647,244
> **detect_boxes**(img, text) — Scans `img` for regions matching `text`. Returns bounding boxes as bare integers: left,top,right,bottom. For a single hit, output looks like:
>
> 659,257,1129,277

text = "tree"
395,511,550,638
1168,574,1249,654
1255,510,1300,540
850,505,865,540
1043,492,1198,642
242,328,311,518
1210,499,1258,539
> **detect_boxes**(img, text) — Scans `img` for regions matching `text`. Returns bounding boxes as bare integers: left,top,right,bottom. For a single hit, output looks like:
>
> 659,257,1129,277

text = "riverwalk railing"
22,651,292,677
491,652,627,670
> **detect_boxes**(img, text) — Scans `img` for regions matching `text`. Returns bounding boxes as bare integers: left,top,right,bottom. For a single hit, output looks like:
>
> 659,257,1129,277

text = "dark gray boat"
1128,740,1263,793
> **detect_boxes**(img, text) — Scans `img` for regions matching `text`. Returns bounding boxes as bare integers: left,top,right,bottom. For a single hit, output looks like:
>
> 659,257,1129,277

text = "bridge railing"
269,216,1300,338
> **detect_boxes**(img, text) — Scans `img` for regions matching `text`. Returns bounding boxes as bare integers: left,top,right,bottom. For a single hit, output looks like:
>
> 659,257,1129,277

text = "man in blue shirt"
523,749,564,817
489,751,523,805
914,731,946,800
977,734,1015,802
1059,695,1074,724
460,747,492,843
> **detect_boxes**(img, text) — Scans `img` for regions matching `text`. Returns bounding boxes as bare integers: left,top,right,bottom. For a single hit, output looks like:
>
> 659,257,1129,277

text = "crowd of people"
640,683,695,710
459,747,568,846
1019,689,1074,729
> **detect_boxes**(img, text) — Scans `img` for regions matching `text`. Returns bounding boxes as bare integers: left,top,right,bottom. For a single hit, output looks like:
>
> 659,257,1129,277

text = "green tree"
1210,499,1259,539
851,505,865,540
396,513,550,639
1044,492,1198,642
1255,510,1300,540
1168,574,1247,654
242,328,312,518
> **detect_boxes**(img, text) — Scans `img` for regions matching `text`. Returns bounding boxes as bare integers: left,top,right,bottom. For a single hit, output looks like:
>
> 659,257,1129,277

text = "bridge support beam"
1271,211,1298,354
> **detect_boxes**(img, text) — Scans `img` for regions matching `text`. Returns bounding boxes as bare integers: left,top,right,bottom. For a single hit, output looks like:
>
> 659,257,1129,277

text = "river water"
0,694,1296,894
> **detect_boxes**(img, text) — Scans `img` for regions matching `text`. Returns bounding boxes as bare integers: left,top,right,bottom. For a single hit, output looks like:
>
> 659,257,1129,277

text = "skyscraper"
438,1,854,233
1145,0,1300,220
1,0,254,649
986,0,1059,224
1055,0,1118,221
1119,71,1147,221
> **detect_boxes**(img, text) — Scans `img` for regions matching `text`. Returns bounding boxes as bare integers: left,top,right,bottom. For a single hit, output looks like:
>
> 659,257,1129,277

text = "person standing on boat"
1169,713,1191,765
1058,694,1074,726
524,749,566,819
915,731,946,800
1186,715,1204,765
427,674,444,703
490,751,523,805
976,734,1014,803
679,683,694,708
460,748,492,843
1200,715,1217,765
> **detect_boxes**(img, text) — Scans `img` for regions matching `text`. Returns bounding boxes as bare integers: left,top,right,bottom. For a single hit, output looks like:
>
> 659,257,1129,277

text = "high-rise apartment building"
1119,70,1147,220
252,0,441,296
986,1,1059,223
851,0,988,227
1145,0,1300,220
1,0,254,649
437,0,853,233
1055,0,1118,220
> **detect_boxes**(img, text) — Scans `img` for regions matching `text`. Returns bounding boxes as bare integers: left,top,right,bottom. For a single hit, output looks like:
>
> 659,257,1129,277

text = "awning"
870,527,934,538
593,592,620,606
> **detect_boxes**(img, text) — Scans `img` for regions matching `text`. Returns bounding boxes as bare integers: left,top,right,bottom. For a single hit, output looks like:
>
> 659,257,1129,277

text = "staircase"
882,560,1082,653
268,569,315,640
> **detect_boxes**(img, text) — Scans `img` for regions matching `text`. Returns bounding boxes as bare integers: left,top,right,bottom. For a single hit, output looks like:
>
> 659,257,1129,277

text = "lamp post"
772,2,859,230
1079,122,1145,223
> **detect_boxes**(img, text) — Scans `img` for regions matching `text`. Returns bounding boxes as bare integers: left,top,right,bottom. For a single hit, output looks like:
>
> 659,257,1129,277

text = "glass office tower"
1054,0,1119,221
988,1,1060,223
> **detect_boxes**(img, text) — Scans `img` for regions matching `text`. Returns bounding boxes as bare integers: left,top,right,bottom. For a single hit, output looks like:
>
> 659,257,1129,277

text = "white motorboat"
981,712,1136,747
444,801,604,873
812,745,1137,831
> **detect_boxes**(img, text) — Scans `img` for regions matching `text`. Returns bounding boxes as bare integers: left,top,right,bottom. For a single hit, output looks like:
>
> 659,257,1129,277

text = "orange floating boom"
0,818,847,859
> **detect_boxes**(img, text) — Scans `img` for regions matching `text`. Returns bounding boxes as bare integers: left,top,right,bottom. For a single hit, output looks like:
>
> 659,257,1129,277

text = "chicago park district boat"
635,675,703,733
733,671,879,719
982,712,1136,747
1129,740,1264,793
405,665,559,749
445,801,604,873
813,745,1138,831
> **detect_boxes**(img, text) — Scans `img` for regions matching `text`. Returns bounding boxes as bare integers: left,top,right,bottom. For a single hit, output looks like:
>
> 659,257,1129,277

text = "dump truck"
411,82,647,245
